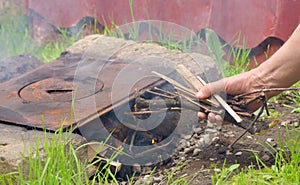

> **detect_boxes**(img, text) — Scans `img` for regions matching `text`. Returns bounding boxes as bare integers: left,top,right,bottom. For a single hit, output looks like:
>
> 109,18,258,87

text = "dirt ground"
166,98,299,185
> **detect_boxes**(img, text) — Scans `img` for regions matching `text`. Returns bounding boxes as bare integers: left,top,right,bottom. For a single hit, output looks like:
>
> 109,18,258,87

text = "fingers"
208,113,223,123
197,112,207,119
196,80,226,100
195,85,211,99
198,112,223,123
196,79,226,123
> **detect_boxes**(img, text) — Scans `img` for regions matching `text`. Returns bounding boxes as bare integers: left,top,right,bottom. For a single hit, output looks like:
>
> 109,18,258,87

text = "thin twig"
233,87,300,100
153,87,178,97
129,131,136,152
177,92,223,115
236,111,254,118
146,89,177,99
152,71,219,107
228,95,267,149
128,108,180,115
174,86,219,107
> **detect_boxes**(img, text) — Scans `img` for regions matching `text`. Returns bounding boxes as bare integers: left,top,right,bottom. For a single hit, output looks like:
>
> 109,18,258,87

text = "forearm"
253,24,300,89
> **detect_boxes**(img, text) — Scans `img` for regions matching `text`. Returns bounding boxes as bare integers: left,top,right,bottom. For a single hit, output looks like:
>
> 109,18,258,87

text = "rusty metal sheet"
25,0,300,48
0,55,162,130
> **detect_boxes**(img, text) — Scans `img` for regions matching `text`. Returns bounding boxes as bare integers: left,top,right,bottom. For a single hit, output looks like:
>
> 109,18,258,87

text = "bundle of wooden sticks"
133,64,299,147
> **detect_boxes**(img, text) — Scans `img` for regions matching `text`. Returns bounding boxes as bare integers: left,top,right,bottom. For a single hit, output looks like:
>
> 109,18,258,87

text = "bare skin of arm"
197,24,300,122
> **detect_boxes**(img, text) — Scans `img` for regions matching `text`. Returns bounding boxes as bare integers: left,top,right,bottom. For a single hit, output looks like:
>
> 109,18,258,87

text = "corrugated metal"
25,0,300,48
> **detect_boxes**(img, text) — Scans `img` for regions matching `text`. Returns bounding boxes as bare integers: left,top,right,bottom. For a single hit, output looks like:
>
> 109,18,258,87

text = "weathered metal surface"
25,0,300,48
0,55,161,130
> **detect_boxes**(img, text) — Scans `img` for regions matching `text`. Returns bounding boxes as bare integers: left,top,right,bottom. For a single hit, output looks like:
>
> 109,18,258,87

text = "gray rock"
0,54,42,83
281,120,290,127
261,154,270,161
120,181,127,185
0,123,87,175
266,138,276,147
183,147,194,154
293,121,299,128
226,150,233,155
212,136,220,142
134,175,153,185
193,148,201,156
66,34,135,60
209,158,217,161
153,175,163,182
193,127,203,134
203,134,212,144
180,156,186,161
132,163,142,173
205,128,218,134
183,135,192,140
234,151,243,156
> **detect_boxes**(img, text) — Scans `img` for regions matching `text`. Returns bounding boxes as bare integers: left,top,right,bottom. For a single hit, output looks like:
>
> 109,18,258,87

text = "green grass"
205,29,252,77
212,126,300,185
211,162,240,185
282,81,300,113
0,126,121,185
0,8,77,63
0,13,35,59
34,28,79,62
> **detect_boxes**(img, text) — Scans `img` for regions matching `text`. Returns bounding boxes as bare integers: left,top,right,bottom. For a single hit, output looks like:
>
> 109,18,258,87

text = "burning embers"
80,81,187,167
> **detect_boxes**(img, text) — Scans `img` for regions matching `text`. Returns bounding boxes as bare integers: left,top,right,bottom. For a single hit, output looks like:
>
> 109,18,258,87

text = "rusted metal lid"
19,78,104,103
0,55,163,130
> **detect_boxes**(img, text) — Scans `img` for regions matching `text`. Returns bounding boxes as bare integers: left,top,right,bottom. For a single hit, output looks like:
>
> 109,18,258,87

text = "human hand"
196,70,267,122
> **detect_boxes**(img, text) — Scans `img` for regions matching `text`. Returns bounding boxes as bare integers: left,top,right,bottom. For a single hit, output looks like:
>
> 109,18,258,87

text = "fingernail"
196,91,203,98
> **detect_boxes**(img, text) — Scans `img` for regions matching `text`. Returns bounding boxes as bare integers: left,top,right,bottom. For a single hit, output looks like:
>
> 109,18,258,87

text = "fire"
151,138,156,144
123,136,128,143
152,136,163,144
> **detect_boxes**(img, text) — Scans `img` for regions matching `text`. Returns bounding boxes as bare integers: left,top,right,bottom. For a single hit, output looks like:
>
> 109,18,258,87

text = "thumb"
196,80,226,99
196,85,211,99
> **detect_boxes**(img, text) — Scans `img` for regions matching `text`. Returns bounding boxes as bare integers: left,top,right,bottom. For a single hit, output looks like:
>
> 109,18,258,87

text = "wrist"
249,66,280,99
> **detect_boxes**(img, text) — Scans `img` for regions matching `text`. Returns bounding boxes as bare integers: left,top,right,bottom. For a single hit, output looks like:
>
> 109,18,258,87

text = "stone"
261,154,270,161
234,151,243,156
67,34,136,60
0,54,42,83
0,123,87,175
281,120,290,127
266,138,276,147
153,175,163,182
183,147,194,154
205,128,218,134
206,121,215,128
193,148,201,156
132,163,142,173
183,135,192,140
209,158,217,161
226,150,233,155
136,175,153,185
246,135,253,139
293,121,299,128
66,35,219,79
212,136,220,142
203,134,212,144
193,127,203,134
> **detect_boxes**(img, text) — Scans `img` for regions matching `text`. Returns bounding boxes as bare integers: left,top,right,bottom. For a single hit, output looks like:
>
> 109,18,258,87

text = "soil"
153,98,300,185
